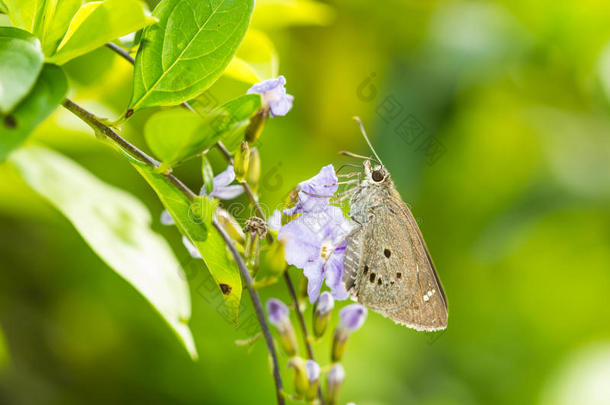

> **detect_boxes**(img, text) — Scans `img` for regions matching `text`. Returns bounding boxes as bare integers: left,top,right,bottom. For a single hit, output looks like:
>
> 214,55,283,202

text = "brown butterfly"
340,118,448,331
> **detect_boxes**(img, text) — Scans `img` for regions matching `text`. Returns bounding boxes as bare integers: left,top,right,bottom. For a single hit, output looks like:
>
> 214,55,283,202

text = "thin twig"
62,99,196,200
106,42,135,64
213,218,285,405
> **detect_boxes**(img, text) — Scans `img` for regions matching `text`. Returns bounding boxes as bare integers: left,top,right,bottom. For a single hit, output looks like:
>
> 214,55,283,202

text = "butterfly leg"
322,220,363,269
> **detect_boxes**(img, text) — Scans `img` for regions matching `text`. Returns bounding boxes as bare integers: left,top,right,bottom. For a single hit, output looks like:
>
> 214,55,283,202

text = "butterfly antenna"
352,116,383,166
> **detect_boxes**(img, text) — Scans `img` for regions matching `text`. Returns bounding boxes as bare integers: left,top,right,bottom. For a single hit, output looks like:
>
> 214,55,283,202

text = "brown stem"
213,218,285,405
62,99,196,200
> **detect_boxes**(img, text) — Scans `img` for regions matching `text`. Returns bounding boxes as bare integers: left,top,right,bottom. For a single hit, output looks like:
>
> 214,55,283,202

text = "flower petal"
303,261,324,303
213,165,236,187
278,217,320,268
210,185,244,200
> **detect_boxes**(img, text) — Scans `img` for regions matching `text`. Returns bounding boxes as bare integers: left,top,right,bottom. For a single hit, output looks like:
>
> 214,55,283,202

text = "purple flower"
200,164,244,200
278,206,352,303
284,164,338,216
247,75,294,117
339,304,367,332
266,298,290,327
305,360,320,383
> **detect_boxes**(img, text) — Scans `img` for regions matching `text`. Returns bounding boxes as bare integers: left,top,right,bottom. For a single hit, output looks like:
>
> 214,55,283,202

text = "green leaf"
3,0,39,32
0,64,67,162
128,0,254,111
0,1,8,14
131,160,242,323
47,0,156,65
9,145,198,359
37,0,82,56
225,29,278,83
143,108,229,167
0,27,43,113
214,94,262,151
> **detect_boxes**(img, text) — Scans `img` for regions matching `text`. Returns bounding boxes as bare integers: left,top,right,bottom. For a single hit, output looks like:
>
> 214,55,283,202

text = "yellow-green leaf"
132,160,243,324
47,0,156,65
10,145,197,359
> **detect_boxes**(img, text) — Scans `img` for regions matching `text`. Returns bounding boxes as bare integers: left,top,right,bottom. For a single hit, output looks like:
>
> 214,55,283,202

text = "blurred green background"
2,0,610,404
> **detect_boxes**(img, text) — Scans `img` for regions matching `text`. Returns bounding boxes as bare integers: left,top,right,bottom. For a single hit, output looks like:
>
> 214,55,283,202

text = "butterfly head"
363,159,389,184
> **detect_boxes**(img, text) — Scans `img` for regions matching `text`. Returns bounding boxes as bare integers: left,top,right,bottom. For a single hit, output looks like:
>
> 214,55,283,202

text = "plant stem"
106,42,135,64
213,218,285,405
63,97,285,404
62,99,196,200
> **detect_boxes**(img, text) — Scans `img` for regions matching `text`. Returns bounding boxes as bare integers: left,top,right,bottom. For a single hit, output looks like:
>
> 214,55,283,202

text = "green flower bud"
245,106,269,143
288,357,309,399
326,363,345,405
214,208,245,245
245,147,261,193
234,141,250,181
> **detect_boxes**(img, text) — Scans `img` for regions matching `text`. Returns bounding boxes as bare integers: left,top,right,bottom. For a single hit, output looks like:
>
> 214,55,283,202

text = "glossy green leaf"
128,0,254,111
37,0,82,55
251,0,334,29
0,27,43,113
3,0,39,31
47,0,156,65
10,145,197,359
214,94,262,151
143,108,229,167
225,29,278,83
131,160,242,323
0,64,67,161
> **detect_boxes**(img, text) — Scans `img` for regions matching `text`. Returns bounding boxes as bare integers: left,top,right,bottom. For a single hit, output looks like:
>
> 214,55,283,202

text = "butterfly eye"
372,170,384,182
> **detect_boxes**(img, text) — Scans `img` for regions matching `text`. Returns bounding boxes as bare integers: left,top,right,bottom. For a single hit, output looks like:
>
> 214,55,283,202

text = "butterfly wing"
344,194,448,331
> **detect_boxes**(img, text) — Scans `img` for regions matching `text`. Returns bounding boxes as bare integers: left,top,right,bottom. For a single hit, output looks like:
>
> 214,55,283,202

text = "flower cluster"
278,164,353,303
266,297,367,404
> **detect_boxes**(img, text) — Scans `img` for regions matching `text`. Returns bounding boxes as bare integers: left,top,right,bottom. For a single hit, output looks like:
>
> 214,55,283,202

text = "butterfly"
340,118,448,331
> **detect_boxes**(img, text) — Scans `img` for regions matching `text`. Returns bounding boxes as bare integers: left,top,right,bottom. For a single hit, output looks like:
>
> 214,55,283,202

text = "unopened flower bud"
304,360,321,401
234,141,250,181
246,147,261,193
332,304,367,362
245,106,269,143
215,208,245,245
326,363,345,405
313,291,334,338
261,239,287,278
288,358,320,400
266,298,298,356
288,357,309,399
